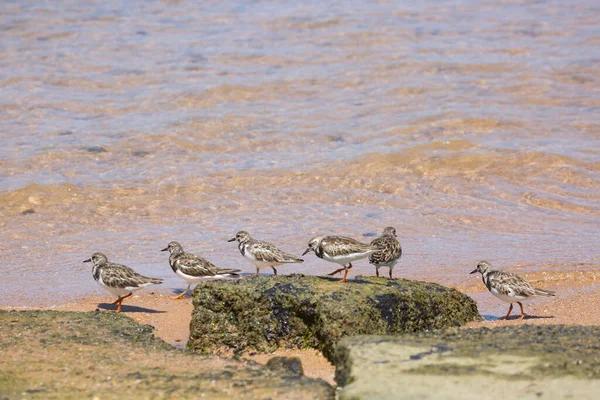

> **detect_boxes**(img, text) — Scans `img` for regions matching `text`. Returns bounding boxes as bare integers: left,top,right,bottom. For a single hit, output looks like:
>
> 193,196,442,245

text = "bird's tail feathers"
217,268,242,277
534,287,555,297
278,254,304,263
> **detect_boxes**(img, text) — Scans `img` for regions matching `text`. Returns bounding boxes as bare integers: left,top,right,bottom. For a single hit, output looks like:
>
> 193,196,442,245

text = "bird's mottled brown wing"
174,253,219,277
321,236,375,257
369,235,402,264
487,270,536,297
102,263,162,288
248,240,303,263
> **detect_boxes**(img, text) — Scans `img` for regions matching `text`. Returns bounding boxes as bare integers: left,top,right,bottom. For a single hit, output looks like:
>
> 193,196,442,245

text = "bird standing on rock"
228,231,304,276
369,226,402,279
303,235,378,282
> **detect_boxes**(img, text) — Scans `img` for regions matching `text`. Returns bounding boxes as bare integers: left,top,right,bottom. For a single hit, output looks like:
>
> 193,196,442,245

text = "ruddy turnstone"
162,241,241,299
227,231,304,276
470,260,556,320
83,252,162,312
369,226,402,279
302,235,378,282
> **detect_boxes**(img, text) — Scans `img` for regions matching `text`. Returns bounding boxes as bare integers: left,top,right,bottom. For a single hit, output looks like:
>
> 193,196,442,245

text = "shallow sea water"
0,0,599,305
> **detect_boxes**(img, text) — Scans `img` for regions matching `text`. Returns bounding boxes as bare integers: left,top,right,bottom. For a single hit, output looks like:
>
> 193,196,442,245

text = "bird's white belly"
323,251,373,266
244,251,283,268
490,288,528,303
176,269,233,282
176,269,208,284
202,274,236,279
251,259,284,269
97,275,138,297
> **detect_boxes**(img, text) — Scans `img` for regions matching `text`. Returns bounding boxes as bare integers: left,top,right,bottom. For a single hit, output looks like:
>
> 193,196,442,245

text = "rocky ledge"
0,310,333,399
334,325,600,399
188,274,481,361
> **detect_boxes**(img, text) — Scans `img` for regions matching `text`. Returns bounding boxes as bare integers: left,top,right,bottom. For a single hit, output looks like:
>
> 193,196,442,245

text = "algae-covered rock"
0,310,333,399
188,274,480,361
334,325,600,399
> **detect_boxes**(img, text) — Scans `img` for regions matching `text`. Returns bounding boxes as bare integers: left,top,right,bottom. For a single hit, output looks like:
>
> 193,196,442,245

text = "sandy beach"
6,267,599,386
1,0,599,394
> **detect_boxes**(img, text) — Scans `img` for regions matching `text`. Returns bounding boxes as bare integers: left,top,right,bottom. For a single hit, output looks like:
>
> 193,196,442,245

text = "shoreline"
3,271,599,386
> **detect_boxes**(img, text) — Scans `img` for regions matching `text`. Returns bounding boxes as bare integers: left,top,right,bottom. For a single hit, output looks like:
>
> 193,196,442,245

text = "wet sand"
458,269,600,327
1,0,599,306
1,0,599,389
5,268,599,386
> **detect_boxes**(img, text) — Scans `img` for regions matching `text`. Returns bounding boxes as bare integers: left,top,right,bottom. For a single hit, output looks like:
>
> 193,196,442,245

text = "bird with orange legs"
303,235,378,282
162,241,240,299
83,252,162,312
470,260,555,320
228,231,304,276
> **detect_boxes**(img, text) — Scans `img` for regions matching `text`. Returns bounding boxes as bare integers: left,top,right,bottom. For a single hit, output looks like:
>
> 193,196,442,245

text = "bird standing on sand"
162,241,240,299
228,231,304,276
83,252,162,312
302,235,378,282
369,226,402,279
470,260,555,320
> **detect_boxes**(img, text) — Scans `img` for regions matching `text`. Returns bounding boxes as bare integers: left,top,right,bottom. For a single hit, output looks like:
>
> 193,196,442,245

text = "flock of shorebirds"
84,227,555,320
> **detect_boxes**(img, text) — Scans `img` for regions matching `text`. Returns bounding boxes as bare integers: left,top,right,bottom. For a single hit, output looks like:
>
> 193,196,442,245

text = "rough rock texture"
0,310,333,399
335,325,600,399
188,274,481,361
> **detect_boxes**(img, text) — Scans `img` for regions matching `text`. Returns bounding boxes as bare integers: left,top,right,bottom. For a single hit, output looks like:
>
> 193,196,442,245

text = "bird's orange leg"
327,267,346,276
517,302,525,320
172,285,191,300
115,292,132,312
272,267,278,276
339,263,353,283
112,292,133,305
503,303,514,320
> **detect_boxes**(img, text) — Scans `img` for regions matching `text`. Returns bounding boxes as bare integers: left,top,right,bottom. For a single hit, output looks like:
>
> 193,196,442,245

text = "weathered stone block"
335,325,600,399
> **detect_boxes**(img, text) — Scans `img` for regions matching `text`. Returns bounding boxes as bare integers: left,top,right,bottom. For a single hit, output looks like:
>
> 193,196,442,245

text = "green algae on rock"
334,325,600,399
187,274,481,361
0,310,333,399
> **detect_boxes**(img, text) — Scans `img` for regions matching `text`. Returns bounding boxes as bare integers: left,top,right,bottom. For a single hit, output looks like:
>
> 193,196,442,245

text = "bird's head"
470,260,492,275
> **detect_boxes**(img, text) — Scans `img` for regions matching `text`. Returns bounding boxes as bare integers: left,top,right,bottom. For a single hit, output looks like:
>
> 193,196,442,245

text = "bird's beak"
161,247,168,252
302,248,311,256
469,269,478,274
83,258,91,263
227,237,236,242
